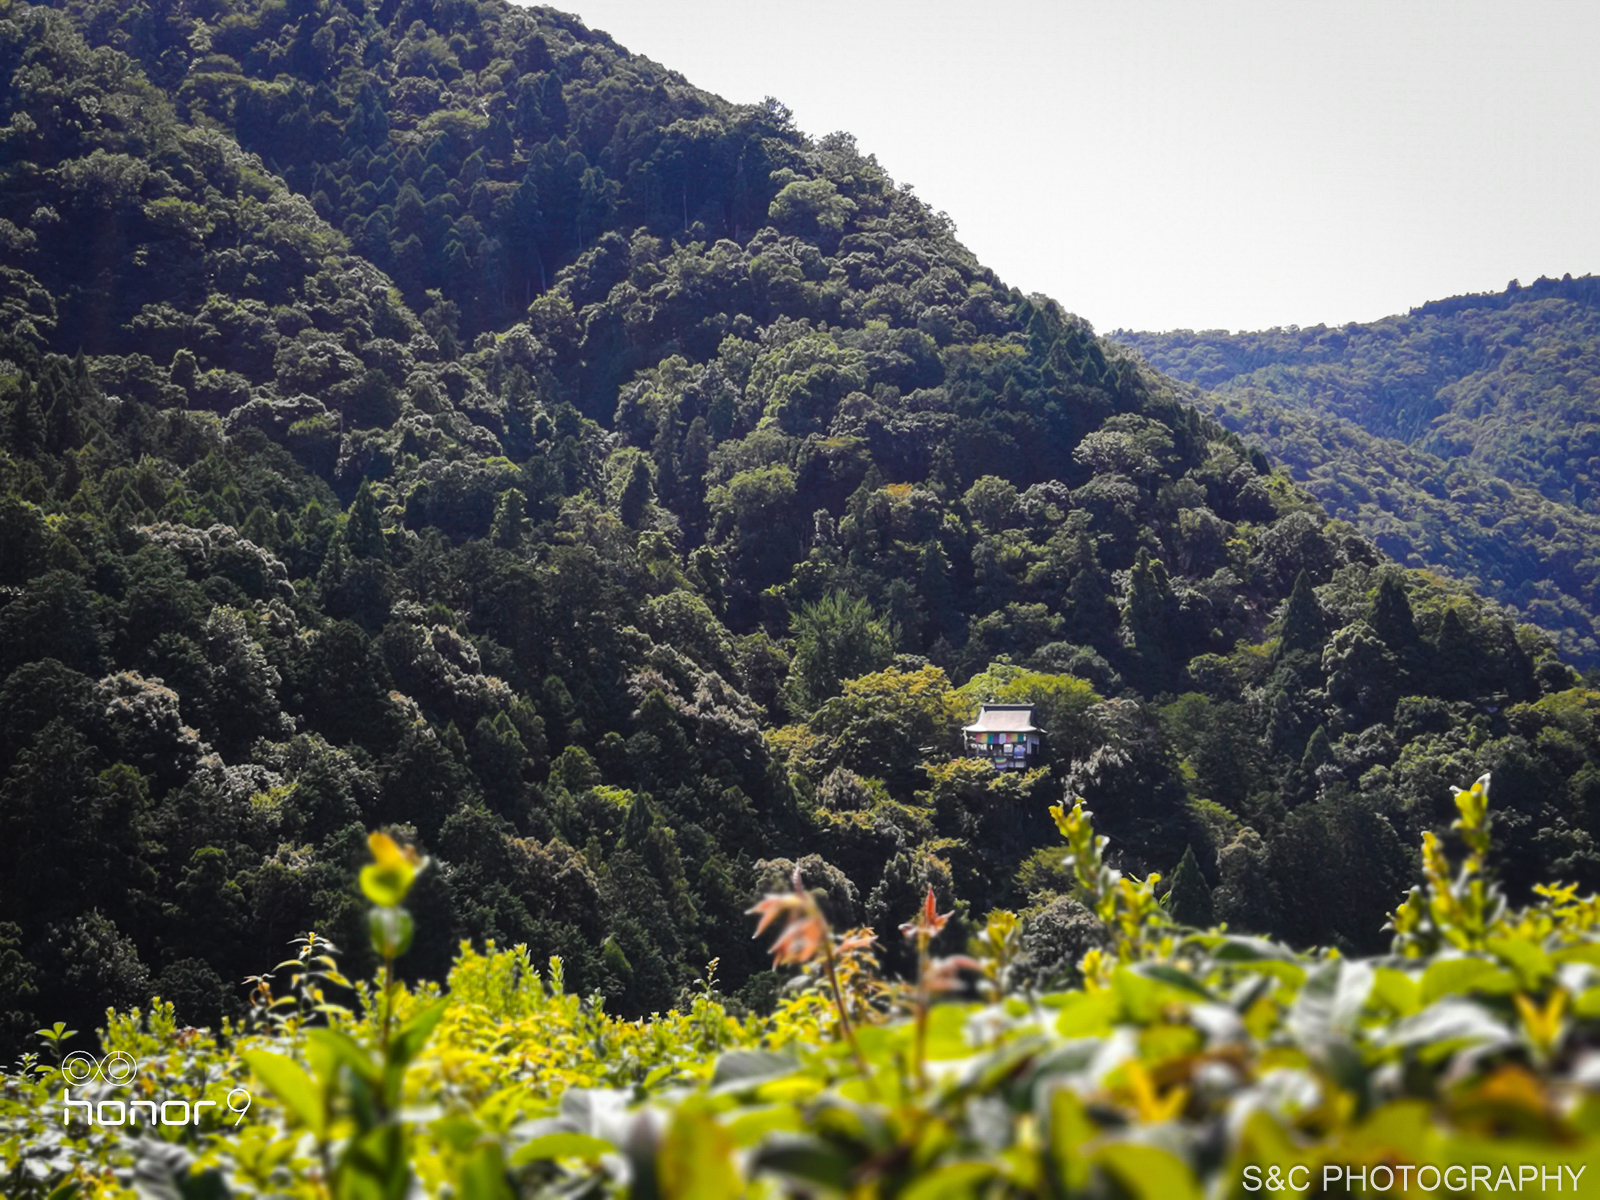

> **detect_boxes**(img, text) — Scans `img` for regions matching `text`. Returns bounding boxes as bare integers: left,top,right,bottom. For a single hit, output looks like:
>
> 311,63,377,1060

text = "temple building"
963,703,1040,771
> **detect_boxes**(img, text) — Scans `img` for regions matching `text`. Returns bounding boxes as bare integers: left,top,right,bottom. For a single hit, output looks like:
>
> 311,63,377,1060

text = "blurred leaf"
900,1161,999,1200
240,1051,324,1137
388,996,450,1069
457,1144,513,1200
657,1105,740,1199
708,1048,799,1094
1094,1143,1201,1200
751,1133,857,1191
1420,957,1517,1004
508,1133,613,1166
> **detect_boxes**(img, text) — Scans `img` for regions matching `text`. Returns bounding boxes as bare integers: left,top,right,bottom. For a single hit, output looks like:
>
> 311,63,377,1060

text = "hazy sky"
537,0,1599,334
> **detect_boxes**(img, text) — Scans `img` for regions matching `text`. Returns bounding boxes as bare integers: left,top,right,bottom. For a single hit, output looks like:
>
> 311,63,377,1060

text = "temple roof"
962,703,1038,734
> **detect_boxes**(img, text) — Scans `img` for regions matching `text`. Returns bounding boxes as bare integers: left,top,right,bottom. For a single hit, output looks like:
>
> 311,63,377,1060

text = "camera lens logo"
62,1051,138,1085
58,1054,252,1128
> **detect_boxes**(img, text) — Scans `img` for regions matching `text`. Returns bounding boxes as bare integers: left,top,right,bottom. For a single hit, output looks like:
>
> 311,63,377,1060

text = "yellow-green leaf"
658,1106,741,1200
1055,989,1118,1037
508,1133,613,1166
1094,1143,1201,1200
900,1161,999,1200
1370,968,1421,1017
1486,937,1553,987
240,1050,324,1137
1420,957,1516,1004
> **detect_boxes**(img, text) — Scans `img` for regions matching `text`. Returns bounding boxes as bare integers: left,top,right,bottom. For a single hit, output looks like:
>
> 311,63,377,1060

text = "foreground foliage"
6,776,1600,1198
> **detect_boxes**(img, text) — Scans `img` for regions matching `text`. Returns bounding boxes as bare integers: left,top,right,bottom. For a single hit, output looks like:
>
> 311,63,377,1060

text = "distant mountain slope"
1115,278,1600,664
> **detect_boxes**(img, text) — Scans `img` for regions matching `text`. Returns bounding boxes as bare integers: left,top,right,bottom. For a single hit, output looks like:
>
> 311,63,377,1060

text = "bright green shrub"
6,775,1600,1198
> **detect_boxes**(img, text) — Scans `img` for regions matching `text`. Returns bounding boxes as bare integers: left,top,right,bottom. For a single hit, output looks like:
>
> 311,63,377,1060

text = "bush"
7,774,1600,1198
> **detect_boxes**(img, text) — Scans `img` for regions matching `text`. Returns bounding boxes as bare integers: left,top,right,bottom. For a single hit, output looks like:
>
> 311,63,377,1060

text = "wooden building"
963,703,1040,771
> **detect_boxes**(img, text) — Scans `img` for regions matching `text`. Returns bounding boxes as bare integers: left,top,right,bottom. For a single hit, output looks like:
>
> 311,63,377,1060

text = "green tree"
1276,569,1326,658
490,488,528,550
346,480,388,561
618,456,652,528
786,591,896,712
1164,844,1214,928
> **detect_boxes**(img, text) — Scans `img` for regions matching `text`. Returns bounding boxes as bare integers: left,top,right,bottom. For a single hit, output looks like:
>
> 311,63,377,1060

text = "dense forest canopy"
1,0,1597,1064
1115,278,1600,664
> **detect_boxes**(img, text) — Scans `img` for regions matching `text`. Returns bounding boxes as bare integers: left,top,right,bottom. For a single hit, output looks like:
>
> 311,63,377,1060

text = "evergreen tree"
1165,844,1214,928
1432,608,1478,700
1276,569,1327,658
1368,573,1419,655
491,487,528,550
1063,533,1118,649
1123,548,1177,687
618,456,653,528
786,591,896,712
345,480,387,560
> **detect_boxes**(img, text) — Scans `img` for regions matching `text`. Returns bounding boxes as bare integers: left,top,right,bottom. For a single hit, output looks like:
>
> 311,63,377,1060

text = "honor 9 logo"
58,1052,252,1128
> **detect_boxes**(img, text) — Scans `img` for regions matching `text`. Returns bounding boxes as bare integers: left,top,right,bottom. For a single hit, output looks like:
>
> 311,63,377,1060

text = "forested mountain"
1115,278,1600,663
2,0,1597,1059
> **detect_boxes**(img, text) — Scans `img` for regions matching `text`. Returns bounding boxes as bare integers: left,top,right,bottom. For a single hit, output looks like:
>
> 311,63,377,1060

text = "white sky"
535,0,1600,334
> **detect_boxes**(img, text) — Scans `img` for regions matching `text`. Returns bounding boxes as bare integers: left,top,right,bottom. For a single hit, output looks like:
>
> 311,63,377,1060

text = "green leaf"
1131,963,1217,1002
1420,956,1516,1004
657,1106,741,1200
923,1002,976,1061
900,1161,999,1200
708,1049,799,1094
240,1050,324,1137
305,1027,378,1088
1487,937,1553,987
751,1134,857,1191
388,996,450,1069
1370,968,1421,1017
1209,935,1299,963
1553,944,1600,966
337,1123,410,1200
1048,1088,1094,1191
508,1133,614,1166
1054,989,1118,1037
458,1144,513,1200
724,1105,803,1147
368,907,415,959
1094,1143,1201,1200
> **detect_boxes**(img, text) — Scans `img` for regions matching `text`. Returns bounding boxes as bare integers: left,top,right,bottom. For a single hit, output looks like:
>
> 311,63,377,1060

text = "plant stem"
913,940,930,1093
381,953,394,1052
820,938,872,1086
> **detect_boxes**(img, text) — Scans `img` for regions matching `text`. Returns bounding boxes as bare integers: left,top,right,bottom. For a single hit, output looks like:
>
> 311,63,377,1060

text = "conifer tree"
1432,608,1478,700
490,487,528,550
1063,533,1118,648
618,456,653,528
1368,573,1419,654
1165,844,1214,928
345,480,387,560
1276,569,1327,658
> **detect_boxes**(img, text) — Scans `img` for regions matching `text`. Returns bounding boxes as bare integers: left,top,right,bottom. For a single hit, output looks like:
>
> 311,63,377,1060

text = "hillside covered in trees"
1115,278,1600,664
2,0,1598,1061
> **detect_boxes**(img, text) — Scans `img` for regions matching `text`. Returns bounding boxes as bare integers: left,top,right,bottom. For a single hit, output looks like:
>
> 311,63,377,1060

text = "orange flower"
899,884,952,943
748,867,828,966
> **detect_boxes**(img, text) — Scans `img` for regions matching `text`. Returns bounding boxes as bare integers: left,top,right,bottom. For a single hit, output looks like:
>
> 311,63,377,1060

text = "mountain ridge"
1114,277,1600,663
